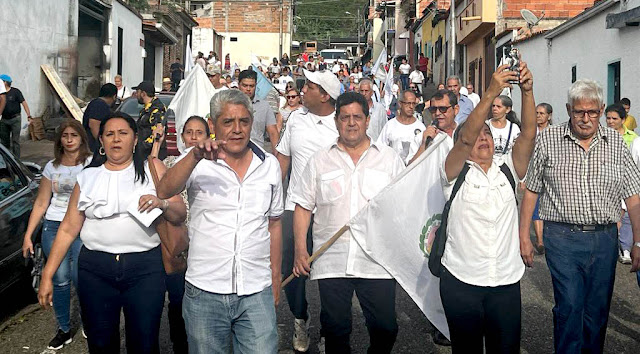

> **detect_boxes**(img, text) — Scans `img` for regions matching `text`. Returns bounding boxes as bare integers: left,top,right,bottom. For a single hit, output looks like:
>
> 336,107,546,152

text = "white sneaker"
292,316,310,352
620,249,632,264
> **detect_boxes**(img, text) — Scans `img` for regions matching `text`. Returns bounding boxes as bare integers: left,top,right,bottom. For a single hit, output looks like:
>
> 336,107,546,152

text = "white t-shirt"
376,117,426,163
0,80,5,94
279,75,293,85
490,121,520,156
117,86,132,100
409,70,424,83
399,63,411,75
276,109,339,211
332,64,341,74
42,158,91,221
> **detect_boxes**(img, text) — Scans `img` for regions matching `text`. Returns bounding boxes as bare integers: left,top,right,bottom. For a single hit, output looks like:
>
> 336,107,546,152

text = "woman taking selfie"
22,119,91,350
38,112,186,353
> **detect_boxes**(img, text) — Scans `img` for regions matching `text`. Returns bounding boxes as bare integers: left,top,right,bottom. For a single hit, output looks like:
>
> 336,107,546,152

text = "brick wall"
199,1,290,33
502,0,595,19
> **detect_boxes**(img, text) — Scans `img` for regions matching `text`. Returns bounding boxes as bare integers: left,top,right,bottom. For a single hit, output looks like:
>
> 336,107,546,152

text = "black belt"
549,222,616,232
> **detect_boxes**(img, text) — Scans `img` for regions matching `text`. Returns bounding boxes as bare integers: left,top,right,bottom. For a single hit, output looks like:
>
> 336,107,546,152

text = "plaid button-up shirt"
526,122,640,225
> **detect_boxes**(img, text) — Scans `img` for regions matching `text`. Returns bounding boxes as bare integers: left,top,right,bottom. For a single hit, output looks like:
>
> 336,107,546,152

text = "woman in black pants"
39,113,187,353
439,60,536,353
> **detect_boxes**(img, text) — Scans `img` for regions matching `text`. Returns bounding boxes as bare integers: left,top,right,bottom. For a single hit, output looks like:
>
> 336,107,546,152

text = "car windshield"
118,95,174,118
321,51,347,60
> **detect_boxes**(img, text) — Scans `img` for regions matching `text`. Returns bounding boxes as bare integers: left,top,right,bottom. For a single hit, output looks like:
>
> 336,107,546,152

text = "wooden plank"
40,64,84,122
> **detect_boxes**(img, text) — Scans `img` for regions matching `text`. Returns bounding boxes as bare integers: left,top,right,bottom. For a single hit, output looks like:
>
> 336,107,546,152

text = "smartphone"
503,47,520,84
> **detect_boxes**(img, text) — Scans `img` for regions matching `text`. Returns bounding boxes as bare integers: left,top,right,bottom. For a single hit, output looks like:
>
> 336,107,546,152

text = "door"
607,61,620,105
144,42,156,82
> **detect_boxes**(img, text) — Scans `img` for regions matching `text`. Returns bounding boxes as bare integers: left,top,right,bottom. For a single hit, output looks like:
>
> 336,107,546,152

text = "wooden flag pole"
281,224,350,287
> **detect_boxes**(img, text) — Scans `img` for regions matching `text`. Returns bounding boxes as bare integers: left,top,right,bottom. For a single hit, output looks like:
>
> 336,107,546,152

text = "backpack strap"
448,163,471,204
499,163,516,193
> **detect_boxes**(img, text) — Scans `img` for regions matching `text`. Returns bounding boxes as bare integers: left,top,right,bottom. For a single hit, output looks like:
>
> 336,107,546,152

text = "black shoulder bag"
428,163,515,277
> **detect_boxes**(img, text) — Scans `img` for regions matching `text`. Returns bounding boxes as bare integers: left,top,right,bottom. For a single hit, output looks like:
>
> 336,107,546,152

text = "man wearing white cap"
275,69,340,352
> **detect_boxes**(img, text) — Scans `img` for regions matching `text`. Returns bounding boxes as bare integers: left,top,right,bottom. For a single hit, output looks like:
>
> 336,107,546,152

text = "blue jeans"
400,74,409,90
543,222,618,354
41,219,83,333
183,282,278,354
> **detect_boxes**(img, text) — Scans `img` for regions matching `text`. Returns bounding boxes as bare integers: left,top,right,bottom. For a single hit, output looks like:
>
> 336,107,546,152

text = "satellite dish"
521,9,545,29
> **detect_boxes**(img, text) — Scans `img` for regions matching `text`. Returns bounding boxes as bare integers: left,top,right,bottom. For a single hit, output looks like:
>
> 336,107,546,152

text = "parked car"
0,144,43,295
320,49,353,70
115,92,179,156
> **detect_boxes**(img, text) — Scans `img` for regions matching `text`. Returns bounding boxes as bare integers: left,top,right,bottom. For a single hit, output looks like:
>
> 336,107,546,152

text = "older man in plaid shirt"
519,79,640,354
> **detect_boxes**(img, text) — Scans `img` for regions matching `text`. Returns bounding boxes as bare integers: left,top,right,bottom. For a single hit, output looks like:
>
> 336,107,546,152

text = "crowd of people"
14,48,640,354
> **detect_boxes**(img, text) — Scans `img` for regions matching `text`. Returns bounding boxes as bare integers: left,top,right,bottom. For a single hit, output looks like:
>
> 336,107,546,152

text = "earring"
99,147,105,156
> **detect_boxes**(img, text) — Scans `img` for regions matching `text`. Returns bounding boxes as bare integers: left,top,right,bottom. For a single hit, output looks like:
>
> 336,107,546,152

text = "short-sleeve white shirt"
183,143,283,296
376,117,426,163
440,153,525,287
276,109,339,211
291,140,405,280
43,157,91,221
399,63,411,75
366,102,387,141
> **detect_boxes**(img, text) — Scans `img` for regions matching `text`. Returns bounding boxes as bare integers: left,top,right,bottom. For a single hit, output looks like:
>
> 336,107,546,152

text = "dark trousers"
318,278,398,354
544,222,618,354
166,270,188,354
0,115,21,157
281,210,313,320
77,246,166,354
440,268,521,354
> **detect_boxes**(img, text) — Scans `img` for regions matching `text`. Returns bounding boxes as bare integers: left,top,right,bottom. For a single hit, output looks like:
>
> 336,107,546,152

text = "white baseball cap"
303,69,341,100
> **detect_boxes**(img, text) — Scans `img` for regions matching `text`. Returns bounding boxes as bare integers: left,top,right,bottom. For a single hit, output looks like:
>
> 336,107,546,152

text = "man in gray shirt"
238,70,279,153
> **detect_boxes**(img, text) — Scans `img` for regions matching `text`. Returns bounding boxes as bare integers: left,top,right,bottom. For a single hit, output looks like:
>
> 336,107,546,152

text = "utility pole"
449,0,456,76
357,8,361,58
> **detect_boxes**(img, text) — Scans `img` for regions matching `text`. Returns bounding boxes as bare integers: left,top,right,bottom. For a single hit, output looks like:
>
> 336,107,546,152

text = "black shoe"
433,329,451,346
48,329,72,350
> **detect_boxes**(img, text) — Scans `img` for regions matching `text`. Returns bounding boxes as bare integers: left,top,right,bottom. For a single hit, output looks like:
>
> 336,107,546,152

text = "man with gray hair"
359,78,387,140
519,79,640,353
447,75,473,124
158,89,284,353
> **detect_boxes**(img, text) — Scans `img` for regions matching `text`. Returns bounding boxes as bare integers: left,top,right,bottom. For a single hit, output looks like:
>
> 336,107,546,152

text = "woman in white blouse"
38,112,186,353
440,62,536,353
22,119,92,350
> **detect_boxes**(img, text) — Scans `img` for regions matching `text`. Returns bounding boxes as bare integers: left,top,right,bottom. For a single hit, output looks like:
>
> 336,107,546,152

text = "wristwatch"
634,242,640,249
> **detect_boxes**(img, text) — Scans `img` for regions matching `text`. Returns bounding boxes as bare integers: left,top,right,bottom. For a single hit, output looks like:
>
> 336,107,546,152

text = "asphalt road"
1,140,639,353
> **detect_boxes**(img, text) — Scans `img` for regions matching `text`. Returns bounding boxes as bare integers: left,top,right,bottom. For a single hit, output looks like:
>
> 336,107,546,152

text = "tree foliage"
294,0,368,42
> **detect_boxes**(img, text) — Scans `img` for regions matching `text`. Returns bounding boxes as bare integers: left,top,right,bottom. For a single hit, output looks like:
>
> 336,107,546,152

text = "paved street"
1,139,639,353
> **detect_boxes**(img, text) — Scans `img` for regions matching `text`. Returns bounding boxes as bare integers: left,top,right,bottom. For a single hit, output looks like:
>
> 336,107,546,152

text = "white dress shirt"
440,153,525,287
291,139,405,280
366,102,387,141
276,109,339,211
182,143,284,295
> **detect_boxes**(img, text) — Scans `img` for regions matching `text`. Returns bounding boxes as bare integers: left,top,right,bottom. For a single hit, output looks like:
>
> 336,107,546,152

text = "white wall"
154,47,164,91
110,0,144,89
513,2,640,126
0,0,78,135
192,27,214,55
220,32,291,70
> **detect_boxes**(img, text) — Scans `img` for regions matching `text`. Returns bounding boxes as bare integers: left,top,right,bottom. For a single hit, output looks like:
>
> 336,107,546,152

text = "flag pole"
281,224,350,287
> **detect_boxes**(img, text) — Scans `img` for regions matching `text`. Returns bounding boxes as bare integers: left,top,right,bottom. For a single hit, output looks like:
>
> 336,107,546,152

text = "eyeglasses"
286,95,299,99
571,110,600,119
428,105,452,113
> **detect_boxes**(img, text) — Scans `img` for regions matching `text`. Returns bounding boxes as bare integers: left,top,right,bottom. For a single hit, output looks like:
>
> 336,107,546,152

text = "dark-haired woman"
38,113,186,353
489,95,521,158
22,119,92,350
157,115,209,354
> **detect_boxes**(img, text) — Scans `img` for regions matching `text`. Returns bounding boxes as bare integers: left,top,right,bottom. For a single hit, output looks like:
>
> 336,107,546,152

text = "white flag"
185,35,194,74
372,48,387,80
168,65,216,153
349,134,451,339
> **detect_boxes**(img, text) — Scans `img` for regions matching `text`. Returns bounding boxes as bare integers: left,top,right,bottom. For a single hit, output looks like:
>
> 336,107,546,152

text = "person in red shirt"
418,53,429,83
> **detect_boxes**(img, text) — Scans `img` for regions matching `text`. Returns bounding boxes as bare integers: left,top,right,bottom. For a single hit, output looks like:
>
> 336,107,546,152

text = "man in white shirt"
377,90,426,164
359,78,387,141
409,66,425,96
275,69,340,352
207,66,228,96
398,58,411,90
292,92,405,354
238,70,279,154
447,76,474,124
157,89,283,353
466,83,481,107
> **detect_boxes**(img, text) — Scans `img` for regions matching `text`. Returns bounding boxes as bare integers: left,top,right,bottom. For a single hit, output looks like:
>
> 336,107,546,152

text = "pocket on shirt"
461,182,486,203
361,168,391,200
246,184,273,214
497,181,516,203
319,170,345,204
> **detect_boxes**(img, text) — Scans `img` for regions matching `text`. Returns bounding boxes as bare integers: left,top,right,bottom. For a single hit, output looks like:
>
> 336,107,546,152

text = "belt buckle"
582,225,596,232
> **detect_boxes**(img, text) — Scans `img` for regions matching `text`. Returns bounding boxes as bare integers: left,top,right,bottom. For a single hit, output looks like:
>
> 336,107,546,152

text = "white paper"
127,198,162,227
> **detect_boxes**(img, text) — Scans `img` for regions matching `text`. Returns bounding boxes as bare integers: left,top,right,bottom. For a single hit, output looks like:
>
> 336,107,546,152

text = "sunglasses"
428,105,452,113
286,95,299,99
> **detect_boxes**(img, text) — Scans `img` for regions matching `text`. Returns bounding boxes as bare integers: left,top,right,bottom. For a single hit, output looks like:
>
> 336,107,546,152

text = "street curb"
0,304,41,333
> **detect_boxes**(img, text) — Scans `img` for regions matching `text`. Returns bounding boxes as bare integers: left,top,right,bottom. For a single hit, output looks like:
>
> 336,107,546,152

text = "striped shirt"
526,122,640,225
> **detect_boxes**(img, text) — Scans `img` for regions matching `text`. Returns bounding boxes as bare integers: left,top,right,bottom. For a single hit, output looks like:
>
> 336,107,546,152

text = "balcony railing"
386,16,396,32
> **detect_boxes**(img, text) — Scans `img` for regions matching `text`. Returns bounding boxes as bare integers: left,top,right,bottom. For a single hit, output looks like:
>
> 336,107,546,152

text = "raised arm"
510,61,536,179
444,65,516,180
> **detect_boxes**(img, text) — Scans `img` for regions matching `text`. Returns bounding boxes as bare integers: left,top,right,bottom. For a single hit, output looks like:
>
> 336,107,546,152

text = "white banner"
349,134,450,339
168,65,216,153
371,48,387,79
185,35,194,74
